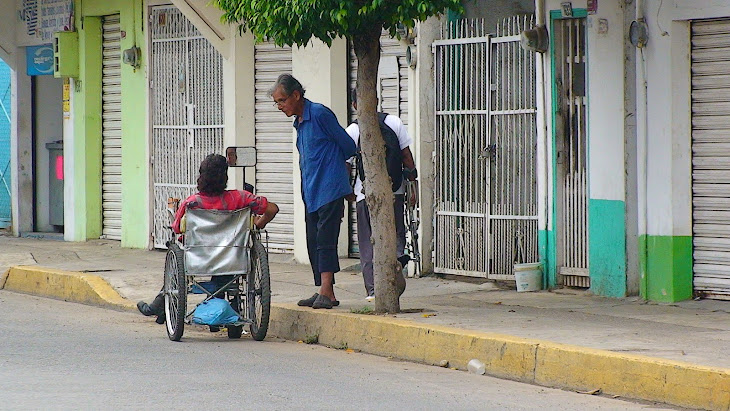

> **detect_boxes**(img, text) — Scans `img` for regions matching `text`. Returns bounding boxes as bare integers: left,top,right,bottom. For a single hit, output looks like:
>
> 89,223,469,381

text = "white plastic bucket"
514,262,542,292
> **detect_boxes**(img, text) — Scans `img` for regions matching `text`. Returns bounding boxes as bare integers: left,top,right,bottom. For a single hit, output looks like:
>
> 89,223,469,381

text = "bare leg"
319,272,336,301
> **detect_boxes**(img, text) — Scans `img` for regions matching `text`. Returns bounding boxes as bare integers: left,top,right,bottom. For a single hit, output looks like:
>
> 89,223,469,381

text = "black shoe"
398,254,411,268
155,312,166,324
298,293,319,307
138,293,165,317
137,301,157,316
209,325,220,332
312,294,333,309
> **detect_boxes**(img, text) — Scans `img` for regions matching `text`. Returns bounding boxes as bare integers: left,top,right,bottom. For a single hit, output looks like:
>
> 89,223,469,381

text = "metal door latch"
478,144,497,159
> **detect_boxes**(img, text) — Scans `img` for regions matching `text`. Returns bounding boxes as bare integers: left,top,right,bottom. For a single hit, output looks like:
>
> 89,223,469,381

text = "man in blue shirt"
270,74,356,309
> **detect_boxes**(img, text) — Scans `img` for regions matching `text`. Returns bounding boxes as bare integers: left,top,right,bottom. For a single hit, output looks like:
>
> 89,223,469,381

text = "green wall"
588,199,626,297
639,235,693,302
72,15,102,240
72,0,148,248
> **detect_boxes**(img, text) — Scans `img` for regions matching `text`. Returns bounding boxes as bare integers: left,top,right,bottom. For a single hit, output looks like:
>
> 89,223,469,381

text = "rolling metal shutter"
254,41,294,253
691,19,730,300
347,33,410,257
101,15,122,240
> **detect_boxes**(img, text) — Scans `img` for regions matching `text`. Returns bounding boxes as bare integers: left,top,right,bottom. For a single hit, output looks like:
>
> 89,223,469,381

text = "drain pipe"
634,0,650,298
533,0,549,286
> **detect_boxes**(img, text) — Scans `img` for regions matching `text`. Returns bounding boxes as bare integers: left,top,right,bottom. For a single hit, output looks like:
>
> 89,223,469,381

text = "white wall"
586,1,625,202
0,0,15,65
10,46,32,235
638,1,730,236
222,28,255,190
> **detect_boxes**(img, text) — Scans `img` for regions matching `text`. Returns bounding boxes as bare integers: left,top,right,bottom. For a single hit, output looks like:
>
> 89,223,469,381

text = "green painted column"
72,15,103,240
118,0,149,248
639,235,693,302
539,229,557,289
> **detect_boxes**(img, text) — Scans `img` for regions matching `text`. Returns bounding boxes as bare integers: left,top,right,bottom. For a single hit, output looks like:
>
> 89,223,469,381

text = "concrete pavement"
1,234,729,410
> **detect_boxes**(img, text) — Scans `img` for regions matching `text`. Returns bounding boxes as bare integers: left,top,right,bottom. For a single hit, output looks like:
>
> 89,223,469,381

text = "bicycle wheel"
164,244,186,341
248,236,271,341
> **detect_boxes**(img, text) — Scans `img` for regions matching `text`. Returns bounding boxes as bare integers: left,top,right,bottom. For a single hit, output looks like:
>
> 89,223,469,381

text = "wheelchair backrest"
183,207,251,276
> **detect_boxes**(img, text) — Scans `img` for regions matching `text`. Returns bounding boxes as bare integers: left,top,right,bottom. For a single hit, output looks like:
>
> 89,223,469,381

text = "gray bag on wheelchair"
184,207,251,276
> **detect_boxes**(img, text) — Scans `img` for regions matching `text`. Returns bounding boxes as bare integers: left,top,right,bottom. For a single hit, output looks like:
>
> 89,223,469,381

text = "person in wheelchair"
137,153,278,325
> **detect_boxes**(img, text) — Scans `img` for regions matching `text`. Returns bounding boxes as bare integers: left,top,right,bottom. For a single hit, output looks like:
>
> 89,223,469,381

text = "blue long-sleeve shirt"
294,99,357,212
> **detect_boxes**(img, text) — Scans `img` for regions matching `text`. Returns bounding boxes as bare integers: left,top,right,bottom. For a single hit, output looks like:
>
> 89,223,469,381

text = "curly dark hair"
196,154,228,196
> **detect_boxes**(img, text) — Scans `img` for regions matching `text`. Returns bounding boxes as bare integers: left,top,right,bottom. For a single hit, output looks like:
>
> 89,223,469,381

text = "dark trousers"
305,198,345,286
356,194,405,296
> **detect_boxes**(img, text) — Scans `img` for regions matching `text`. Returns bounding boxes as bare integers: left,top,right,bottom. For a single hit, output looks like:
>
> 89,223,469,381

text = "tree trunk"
353,26,401,314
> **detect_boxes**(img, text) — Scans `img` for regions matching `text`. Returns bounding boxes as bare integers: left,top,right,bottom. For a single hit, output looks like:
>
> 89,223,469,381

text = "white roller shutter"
347,32,410,257
255,41,294,253
101,14,122,240
691,19,730,300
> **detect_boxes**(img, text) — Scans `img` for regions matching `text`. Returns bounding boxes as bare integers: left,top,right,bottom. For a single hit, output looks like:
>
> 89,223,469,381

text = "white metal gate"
254,41,294,253
553,16,589,287
433,17,538,278
691,19,730,300
150,6,224,248
101,14,122,240
347,32,409,257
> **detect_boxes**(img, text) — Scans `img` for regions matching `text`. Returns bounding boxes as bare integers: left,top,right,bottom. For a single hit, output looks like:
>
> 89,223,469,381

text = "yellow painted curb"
268,304,730,411
3,266,136,312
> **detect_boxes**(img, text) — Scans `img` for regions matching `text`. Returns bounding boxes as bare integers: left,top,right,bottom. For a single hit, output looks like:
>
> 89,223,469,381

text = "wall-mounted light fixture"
520,24,549,53
122,46,141,69
629,20,649,48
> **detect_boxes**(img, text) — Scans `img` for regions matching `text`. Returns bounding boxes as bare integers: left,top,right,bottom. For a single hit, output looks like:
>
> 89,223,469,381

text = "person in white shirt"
346,89,418,301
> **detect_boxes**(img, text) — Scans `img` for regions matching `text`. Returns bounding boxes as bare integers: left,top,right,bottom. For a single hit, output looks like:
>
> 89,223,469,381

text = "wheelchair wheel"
164,244,186,341
248,236,271,341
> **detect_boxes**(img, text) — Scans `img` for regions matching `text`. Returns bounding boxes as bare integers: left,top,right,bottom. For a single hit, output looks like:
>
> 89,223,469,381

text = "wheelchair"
163,147,271,342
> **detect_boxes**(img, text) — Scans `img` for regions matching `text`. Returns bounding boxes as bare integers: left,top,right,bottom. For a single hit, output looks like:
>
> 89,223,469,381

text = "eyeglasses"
273,94,292,108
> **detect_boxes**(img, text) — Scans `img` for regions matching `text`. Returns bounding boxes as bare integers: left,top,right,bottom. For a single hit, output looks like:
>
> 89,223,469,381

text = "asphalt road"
0,291,676,410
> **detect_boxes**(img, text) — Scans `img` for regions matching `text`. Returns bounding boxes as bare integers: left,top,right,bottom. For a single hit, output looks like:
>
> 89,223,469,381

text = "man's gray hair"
269,73,305,97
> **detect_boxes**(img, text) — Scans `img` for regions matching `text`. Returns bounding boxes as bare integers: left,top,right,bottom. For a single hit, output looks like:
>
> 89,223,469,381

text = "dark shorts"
305,198,344,286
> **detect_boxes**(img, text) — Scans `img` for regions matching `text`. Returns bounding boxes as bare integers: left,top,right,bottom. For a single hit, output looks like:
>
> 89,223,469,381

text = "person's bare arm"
402,147,417,180
345,162,356,202
254,202,279,229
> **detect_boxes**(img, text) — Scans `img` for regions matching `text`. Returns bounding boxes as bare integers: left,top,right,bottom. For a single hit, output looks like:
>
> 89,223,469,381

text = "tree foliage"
213,0,462,46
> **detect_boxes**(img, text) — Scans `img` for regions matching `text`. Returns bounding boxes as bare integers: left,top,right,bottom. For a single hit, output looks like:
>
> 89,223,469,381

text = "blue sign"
26,44,55,76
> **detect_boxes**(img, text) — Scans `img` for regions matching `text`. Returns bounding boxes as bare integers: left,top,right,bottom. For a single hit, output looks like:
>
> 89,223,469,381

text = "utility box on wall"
53,31,79,78
46,141,64,227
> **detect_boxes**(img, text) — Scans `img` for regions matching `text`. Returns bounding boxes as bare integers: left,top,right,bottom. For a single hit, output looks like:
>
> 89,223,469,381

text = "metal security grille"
691,19,730,300
0,60,10,228
489,16,539,279
254,41,294,253
150,6,224,248
553,17,589,287
433,17,538,278
347,32,409,257
101,15,122,240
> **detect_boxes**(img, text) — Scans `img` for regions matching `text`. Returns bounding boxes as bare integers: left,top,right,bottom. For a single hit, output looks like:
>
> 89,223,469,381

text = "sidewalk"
1,234,729,410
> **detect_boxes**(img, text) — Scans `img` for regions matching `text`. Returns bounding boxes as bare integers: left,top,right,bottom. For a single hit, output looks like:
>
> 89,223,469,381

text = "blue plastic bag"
192,298,240,325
